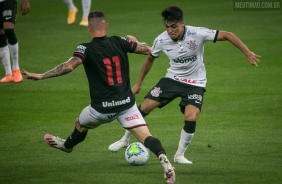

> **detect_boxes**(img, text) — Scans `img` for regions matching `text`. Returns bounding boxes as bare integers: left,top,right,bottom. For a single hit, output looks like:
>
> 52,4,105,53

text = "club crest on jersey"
150,87,162,97
187,40,197,50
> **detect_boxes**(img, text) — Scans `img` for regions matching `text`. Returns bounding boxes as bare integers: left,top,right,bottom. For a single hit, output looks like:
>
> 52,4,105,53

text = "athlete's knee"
138,105,149,117
184,105,200,121
0,34,7,47
75,118,88,132
183,121,196,134
4,29,17,45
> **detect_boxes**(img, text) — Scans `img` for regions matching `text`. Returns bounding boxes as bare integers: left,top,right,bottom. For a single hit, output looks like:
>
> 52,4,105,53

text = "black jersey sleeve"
119,36,138,53
73,43,88,61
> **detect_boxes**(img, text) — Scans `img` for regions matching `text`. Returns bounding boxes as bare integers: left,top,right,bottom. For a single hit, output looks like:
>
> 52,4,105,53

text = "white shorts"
78,103,147,129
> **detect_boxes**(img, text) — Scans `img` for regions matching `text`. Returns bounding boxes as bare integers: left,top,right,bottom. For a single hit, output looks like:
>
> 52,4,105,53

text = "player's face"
164,21,185,40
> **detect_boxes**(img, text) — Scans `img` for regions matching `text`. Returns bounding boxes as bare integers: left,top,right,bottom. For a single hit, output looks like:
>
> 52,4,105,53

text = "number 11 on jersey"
103,56,122,86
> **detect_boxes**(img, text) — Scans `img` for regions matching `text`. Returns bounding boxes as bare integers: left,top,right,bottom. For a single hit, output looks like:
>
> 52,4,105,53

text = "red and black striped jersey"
73,36,137,113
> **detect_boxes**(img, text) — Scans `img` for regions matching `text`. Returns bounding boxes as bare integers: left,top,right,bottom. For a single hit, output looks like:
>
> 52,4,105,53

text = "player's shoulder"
154,31,171,45
185,25,216,36
156,30,170,39
73,42,89,56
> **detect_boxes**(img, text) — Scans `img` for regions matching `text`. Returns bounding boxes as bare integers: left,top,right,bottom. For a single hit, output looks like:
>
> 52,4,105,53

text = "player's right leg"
108,99,160,152
64,0,77,24
0,33,13,82
129,126,176,184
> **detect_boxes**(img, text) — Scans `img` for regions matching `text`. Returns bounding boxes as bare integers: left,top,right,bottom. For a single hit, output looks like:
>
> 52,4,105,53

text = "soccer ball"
125,142,149,166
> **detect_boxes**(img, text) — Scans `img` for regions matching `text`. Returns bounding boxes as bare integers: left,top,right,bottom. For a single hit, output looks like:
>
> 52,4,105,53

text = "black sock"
64,128,88,149
144,136,165,157
183,121,196,133
138,105,149,117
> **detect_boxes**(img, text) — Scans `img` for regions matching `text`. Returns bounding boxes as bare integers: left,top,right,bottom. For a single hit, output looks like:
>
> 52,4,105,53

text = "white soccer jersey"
151,26,218,87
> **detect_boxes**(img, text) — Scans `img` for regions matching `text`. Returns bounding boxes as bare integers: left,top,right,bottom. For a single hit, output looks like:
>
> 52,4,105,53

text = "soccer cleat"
44,134,72,153
79,18,88,26
108,139,129,152
0,74,13,83
159,154,176,184
12,69,23,83
174,154,193,164
67,7,78,24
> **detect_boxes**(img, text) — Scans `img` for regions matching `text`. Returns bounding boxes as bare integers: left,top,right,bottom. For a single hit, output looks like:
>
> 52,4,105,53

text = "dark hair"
161,6,183,22
88,11,105,19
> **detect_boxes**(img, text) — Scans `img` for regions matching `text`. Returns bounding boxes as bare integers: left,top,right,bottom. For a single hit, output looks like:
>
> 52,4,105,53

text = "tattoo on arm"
42,57,82,79
135,42,151,55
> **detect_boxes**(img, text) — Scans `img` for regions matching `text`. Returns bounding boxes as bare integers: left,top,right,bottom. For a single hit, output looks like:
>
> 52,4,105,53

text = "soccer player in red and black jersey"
22,11,175,184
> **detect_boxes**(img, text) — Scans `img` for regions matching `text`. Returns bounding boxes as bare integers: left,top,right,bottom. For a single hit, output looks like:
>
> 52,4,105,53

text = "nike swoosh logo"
5,17,12,20
195,101,201,104
167,49,173,52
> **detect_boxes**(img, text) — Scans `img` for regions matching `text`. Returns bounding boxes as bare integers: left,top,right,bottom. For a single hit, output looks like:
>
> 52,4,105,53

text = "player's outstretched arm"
22,56,82,80
124,35,151,55
134,42,151,55
217,31,261,67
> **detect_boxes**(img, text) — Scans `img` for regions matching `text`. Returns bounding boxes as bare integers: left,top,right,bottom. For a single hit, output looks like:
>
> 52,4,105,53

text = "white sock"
8,42,19,70
121,129,131,142
64,0,76,11
0,46,12,75
175,129,194,156
81,0,91,19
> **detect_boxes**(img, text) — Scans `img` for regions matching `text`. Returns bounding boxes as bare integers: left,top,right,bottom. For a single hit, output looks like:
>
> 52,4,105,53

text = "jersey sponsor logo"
74,45,86,54
173,76,197,84
187,94,203,103
108,113,117,119
102,97,131,107
173,55,197,63
187,40,197,50
125,114,140,121
3,10,12,17
150,87,162,97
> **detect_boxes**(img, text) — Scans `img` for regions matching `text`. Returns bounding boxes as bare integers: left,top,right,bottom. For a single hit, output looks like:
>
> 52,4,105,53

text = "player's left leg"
79,0,91,26
3,0,22,83
4,27,23,83
174,105,200,164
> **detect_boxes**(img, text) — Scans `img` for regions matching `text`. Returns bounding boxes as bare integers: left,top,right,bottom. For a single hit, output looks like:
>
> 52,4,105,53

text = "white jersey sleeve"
151,26,218,88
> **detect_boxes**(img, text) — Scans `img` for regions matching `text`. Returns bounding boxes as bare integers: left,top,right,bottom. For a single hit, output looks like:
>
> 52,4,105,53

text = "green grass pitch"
0,0,281,183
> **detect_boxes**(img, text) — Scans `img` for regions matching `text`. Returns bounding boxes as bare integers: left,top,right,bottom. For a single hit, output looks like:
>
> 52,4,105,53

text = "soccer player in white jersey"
63,0,91,26
0,0,30,83
109,6,261,164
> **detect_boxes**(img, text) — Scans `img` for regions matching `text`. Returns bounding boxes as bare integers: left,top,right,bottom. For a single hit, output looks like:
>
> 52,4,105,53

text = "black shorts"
0,0,17,29
144,78,206,113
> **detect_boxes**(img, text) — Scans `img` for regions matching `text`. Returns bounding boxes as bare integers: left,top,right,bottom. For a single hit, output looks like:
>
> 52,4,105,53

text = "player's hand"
132,84,141,95
247,52,261,67
21,69,43,80
21,0,30,15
